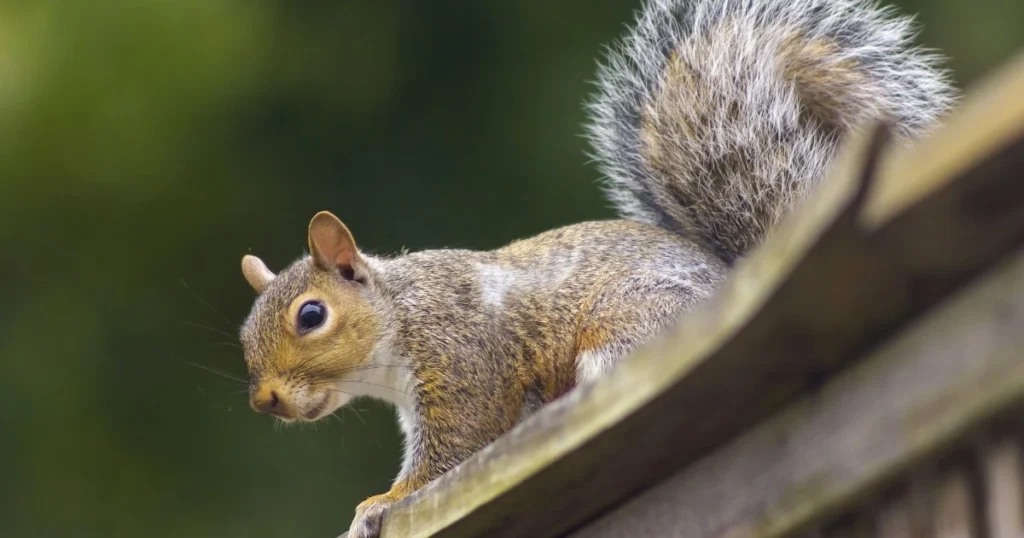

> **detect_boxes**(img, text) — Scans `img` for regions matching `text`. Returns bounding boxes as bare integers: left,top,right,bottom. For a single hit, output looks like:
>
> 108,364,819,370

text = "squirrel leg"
348,356,524,537
575,276,709,384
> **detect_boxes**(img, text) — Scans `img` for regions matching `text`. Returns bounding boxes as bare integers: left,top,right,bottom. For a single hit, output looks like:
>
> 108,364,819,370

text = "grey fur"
587,0,957,262
238,2,960,535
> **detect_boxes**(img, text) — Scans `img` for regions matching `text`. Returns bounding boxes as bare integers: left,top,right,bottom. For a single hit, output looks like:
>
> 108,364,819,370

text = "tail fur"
587,0,957,263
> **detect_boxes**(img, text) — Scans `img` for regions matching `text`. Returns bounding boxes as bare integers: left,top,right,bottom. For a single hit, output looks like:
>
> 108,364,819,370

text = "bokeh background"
0,0,1019,536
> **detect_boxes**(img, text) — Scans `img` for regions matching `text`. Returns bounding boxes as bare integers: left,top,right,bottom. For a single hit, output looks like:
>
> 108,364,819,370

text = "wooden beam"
361,50,1024,538
573,251,1024,538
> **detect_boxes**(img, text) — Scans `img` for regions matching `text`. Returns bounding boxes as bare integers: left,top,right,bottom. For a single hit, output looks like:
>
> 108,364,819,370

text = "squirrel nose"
250,388,281,414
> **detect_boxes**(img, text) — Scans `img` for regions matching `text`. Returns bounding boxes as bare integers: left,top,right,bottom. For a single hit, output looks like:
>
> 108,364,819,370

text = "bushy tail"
587,0,957,263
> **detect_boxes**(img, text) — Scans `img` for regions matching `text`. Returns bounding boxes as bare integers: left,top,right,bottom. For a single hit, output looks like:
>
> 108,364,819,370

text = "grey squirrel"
237,0,956,536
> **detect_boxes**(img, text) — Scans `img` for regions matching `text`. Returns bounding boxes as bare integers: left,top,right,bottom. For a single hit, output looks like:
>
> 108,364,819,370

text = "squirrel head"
239,211,383,423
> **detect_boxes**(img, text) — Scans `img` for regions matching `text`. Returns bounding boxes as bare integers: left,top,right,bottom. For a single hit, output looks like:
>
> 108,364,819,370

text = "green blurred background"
0,0,1019,536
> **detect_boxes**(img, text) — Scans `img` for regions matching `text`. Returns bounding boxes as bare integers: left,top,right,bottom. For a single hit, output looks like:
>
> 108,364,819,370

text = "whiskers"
321,394,368,427
179,320,242,349
180,278,238,331
176,281,408,442
330,379,413,398
174,355,248,387
286,347,414,399
178,278,244,349
175,280,251,412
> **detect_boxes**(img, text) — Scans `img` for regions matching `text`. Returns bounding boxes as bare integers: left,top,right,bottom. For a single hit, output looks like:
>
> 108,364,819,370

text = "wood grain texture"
367,51,1024,538
572,251,1024,538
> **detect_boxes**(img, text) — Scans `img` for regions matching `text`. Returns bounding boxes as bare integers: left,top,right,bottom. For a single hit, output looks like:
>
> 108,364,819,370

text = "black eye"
297,301,326,333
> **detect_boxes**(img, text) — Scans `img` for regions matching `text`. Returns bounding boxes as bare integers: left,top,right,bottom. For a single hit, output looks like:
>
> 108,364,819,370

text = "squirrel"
237,0,955,536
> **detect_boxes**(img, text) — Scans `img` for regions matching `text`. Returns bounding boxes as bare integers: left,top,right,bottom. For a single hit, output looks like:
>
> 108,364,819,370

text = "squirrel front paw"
347,493,396,538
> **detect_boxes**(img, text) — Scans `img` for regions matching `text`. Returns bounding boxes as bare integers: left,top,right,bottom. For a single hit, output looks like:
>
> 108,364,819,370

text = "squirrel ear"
241,255,275,293
308,211,362,280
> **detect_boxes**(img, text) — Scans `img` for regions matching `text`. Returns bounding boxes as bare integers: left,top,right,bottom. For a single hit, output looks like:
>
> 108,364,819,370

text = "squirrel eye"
297,301,326,334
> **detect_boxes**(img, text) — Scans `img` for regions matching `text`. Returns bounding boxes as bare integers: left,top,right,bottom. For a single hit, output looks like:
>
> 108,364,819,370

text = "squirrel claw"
347,494,395,538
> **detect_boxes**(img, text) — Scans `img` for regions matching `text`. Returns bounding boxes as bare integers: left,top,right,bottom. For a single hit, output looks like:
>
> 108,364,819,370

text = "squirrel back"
587,0,956,263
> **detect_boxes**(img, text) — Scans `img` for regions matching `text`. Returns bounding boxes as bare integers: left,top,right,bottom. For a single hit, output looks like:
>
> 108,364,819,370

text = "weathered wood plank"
826,516,873,538
371,51,1024,538
907,471,938,538
981,438,1024,538
934,468,979,538
876,494,913,538
571,250,1024,538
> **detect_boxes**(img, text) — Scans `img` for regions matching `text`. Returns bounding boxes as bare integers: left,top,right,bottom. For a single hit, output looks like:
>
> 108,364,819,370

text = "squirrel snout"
250,386,282,415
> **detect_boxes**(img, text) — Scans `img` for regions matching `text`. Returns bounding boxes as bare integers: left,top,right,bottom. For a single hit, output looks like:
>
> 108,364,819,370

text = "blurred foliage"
0,0,1019,536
